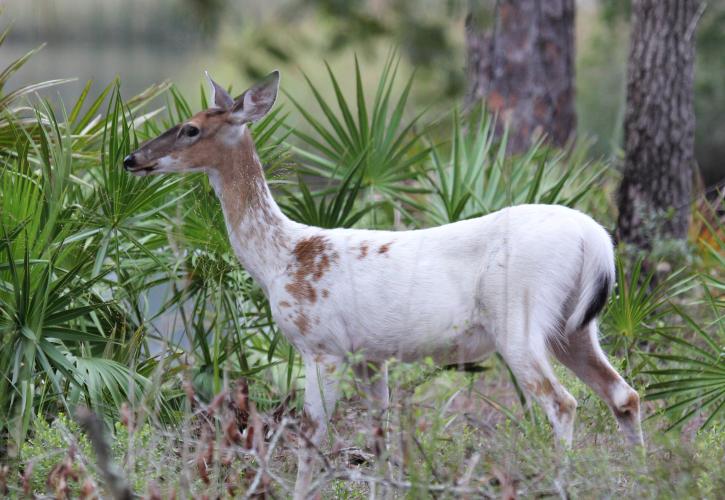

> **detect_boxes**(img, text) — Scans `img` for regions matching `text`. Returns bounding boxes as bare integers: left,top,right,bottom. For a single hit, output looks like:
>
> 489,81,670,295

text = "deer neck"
206,127,297,294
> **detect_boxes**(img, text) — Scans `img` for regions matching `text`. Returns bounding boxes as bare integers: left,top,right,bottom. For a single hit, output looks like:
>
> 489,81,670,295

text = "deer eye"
180,124,200,138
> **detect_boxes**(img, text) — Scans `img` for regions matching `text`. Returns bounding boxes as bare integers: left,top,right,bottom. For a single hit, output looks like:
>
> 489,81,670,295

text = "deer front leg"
352,361,390,497
294,356,342,500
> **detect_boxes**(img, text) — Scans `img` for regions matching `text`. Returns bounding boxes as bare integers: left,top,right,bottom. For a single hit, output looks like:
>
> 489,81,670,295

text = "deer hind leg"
353,360,389,413
497,332,578,446
552,321,644,446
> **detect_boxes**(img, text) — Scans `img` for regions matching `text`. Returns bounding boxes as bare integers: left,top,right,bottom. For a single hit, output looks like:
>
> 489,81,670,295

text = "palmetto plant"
0,111,155,452
642,201,725,432
644,288,725,431
421,107,606,225
286,52,429,208
601,257,695,373
0,52,184,449
279,153,378,228
80,88,186,280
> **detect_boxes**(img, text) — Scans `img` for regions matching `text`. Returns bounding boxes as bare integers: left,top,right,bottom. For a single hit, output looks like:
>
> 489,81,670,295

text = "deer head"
123,71,279,176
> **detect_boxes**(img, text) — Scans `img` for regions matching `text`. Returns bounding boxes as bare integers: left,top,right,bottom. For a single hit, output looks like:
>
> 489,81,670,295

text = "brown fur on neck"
214,127,271,228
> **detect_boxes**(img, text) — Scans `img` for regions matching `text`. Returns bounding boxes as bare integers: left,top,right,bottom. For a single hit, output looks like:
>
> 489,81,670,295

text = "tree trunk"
465,0,576,153
616,0,702,250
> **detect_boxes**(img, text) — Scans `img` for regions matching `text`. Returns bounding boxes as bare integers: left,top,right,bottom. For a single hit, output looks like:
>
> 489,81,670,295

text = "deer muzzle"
123,154,157,175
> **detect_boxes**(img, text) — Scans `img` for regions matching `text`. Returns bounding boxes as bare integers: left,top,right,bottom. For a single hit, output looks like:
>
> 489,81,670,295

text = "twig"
75,407,133,500
243,417,291,499
456,452,481,490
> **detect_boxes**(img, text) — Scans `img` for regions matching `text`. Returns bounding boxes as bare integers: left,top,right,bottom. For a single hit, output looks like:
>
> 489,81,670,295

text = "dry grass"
6,357,724,499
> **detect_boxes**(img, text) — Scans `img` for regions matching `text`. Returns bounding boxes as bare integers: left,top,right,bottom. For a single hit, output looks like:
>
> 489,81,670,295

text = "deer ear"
205,71,234,110
231,71,279,123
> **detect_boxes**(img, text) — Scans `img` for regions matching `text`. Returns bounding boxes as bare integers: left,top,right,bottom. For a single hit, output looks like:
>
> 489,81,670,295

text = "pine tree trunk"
465,0,576,153
616,0,702,250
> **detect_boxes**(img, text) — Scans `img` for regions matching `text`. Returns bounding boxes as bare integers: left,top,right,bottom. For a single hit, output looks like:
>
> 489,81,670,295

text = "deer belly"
328,320,495,363
321,296,491,363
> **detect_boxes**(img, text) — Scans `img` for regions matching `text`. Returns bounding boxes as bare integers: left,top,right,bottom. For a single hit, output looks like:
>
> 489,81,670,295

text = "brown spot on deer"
285,235,337,304
321,289,329,299
279,301,291,308
614,391,640,419
313,254,330,281
358,242,369,259
293,311,310,336
378,242,393,254
529,378,554,397
285,280,317,303
293,236,327,265
555,395,577,420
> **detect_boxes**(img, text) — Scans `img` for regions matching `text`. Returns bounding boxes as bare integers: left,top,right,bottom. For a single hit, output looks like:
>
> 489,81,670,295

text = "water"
0,0,230,110
3,40,214,108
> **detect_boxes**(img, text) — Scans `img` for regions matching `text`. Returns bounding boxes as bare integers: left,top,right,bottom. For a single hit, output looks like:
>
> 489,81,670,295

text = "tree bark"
465,0,576,153
616,0,702,250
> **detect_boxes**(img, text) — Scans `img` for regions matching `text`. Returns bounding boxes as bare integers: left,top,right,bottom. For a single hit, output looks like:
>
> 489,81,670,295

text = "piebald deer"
124,71,644,499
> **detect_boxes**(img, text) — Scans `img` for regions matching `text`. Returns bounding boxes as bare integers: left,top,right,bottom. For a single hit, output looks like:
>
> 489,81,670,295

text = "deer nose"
123,154,136,170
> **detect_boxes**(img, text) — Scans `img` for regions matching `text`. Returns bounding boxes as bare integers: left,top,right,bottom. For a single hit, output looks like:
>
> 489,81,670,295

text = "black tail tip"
580,274,611,329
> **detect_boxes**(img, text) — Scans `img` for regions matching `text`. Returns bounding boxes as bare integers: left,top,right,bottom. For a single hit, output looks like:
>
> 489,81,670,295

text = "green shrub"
20,413,94,497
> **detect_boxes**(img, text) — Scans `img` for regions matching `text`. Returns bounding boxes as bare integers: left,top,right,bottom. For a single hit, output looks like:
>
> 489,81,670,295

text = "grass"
5,364,725,498
0,21,723,498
